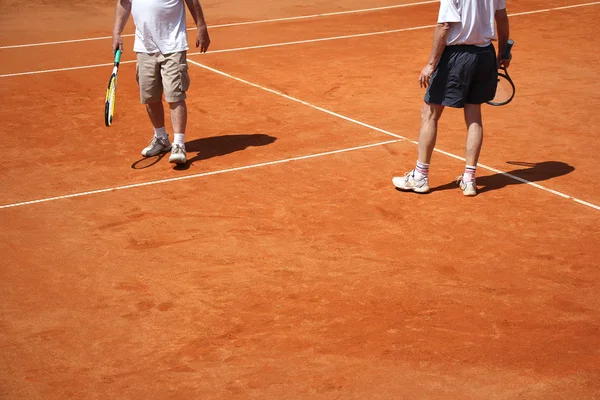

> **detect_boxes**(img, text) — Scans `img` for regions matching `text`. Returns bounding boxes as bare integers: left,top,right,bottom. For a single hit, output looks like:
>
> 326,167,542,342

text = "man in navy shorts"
393,0,511,196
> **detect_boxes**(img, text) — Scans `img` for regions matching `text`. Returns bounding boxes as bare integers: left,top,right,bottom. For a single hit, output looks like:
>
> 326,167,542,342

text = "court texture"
1,0,599,398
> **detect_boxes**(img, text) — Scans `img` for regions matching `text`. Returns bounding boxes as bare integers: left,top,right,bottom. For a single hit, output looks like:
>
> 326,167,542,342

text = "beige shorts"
136,51,190,104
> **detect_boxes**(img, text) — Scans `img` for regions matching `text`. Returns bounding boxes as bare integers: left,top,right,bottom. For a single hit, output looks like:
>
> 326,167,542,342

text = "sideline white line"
187,59,410,141
186,59,600,211
3,1,600,79
0,141,399,209
0,1,439,50
431,148,599,210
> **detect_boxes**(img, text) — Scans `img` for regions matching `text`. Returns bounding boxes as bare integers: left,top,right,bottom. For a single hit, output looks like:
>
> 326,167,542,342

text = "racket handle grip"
114,49,122,64
501,39,514,60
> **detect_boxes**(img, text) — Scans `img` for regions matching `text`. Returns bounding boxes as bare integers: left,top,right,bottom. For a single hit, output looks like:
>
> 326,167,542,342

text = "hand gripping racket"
104,49,122,127
487,39,515,106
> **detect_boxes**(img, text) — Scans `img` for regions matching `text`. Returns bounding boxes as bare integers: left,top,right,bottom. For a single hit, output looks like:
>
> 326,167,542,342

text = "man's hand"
419,23,450,88
196,25,210,53
112,34,123,54
185,0,210,52
419,64,435,88
498,53,511,69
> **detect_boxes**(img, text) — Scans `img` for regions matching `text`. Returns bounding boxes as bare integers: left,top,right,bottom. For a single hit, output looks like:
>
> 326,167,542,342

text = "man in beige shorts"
112,0,210,164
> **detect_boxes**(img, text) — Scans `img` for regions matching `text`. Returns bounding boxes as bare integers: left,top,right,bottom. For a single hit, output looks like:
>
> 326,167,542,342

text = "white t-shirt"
437,0,507,46
131,0,189,54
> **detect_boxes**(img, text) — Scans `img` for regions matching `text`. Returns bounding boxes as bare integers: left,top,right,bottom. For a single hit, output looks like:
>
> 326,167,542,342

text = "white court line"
189,60,410,141
431,148,600,210
0,24,434,78
0,60,137,78
509,0,600,15
1,58,597,211
0,3,598,211
3,1,600,79
190,24,435,56
0,1,439,50
186,59,600,211
0,140,399,209
1,0,597,51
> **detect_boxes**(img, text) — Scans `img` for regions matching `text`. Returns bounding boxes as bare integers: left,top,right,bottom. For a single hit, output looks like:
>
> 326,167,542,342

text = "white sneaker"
392,170,430,193
142,136,171,157
457,175,477,196
169,143,187,164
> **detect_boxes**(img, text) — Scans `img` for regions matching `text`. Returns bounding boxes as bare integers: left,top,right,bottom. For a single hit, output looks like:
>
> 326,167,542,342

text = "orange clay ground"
0,0,599,399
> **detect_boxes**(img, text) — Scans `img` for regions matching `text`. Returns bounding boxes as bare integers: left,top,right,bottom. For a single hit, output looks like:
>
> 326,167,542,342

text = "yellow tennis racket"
104,49,122,127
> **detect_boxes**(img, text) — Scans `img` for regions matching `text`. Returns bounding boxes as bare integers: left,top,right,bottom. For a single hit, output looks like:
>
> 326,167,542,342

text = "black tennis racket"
104,49,122,127
487,39,515,106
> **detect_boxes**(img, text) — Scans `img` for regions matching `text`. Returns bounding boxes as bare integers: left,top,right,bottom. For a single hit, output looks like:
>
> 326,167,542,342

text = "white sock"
413,161,430,180
154,126,168,139
173,133,185,146
463,165,477,182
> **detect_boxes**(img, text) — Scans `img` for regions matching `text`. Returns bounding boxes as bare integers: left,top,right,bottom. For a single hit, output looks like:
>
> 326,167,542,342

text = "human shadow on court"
173,133,277,171
186,133,277,163
131,133,277,170
131,153,167,169
430,161,575,194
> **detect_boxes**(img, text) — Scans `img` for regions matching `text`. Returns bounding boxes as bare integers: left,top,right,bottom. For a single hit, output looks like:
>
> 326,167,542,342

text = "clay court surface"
1,0,599,398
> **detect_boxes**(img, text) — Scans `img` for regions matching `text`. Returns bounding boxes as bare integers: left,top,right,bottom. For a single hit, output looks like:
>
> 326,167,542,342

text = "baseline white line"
0,1,439,50
0,140,400,209
554,1,600,9
189,24,434,56
0,61,136,78
187,59,600,211
3,1,600,79
509,0,600,16
202,1,439,28
1,24,435,78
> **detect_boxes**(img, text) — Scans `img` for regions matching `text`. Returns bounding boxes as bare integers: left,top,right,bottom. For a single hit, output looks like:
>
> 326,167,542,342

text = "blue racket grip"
501,39,514,60
114,49,122,64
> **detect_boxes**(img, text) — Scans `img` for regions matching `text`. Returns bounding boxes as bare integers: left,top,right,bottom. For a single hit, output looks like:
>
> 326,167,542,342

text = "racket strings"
105,76,117,126
490,74,514,105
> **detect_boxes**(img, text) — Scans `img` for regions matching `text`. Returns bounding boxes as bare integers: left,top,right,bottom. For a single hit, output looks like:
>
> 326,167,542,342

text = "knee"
463,104,482,125
421,103,440,122
145,101,162,111
168,100,186,109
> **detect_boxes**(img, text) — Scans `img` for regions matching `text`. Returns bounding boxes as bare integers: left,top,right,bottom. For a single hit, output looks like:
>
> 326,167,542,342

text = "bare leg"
464,103,483,166
169,100,187,134
392,102,444,193
417,102,445,164
140,101,171,157
458,103,483,196
145,101,165,129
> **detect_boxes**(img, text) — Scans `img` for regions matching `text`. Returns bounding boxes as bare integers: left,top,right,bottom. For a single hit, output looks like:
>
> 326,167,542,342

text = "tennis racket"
104,49,122,127
487,39,515,106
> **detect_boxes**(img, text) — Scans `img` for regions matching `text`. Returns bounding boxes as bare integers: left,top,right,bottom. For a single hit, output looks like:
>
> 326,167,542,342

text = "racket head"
486,69,515,106
104,50,121,127
104,73,117,127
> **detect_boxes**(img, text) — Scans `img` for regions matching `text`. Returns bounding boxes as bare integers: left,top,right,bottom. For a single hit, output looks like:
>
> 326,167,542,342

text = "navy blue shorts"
425,44,498,108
